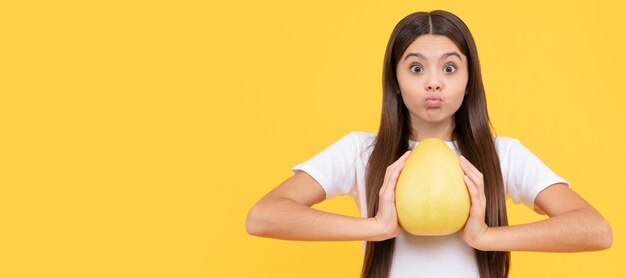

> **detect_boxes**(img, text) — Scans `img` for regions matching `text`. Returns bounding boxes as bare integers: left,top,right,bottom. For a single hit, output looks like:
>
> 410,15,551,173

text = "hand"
372,150,412,241
459,155,489,249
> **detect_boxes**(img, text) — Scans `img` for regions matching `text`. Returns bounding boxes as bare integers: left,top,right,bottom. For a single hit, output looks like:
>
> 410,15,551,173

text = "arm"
246,171,385,241
476,183,612,252
459,156,613,252
246,150,412,241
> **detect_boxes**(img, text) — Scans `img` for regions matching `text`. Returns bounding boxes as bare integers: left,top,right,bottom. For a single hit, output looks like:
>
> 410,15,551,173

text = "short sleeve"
501,138,570,209
291,132,359,200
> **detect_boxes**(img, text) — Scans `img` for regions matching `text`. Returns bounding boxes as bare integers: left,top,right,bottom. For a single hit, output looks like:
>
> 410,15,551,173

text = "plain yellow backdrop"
1,0,624,277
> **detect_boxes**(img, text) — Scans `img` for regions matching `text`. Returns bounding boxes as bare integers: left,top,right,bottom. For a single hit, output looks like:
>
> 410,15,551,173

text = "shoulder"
347,131,376,142
494,135,520,145
346,131,377,149
344,131,377,159
321,131,376,153
494,136,522,153
493,136,541,165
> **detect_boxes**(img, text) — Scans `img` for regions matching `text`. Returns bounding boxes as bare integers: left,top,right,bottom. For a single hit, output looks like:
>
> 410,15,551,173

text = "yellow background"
1,0,625,277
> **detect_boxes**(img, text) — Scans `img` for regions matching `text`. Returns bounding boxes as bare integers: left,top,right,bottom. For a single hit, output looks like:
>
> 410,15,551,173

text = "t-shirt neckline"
408,139,455,143
408,139,457,150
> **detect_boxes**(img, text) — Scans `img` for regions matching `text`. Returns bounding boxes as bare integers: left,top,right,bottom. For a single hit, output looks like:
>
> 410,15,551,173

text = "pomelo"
395,138,470,236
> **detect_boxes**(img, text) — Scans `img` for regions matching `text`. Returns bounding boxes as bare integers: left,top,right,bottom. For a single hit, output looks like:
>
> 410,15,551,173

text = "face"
396,34,469,127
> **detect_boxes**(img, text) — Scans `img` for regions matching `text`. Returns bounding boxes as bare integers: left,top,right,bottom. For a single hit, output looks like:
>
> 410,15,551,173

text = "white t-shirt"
291,131,570,278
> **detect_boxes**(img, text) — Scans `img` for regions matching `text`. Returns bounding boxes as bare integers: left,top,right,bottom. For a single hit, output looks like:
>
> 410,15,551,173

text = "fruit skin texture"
395,138,470,236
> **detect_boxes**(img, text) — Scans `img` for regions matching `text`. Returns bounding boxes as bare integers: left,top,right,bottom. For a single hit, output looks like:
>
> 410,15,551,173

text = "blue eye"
444,64,457,73
410,65,423,73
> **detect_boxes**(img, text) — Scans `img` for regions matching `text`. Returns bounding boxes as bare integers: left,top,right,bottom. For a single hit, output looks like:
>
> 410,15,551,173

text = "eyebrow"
403,52,462,61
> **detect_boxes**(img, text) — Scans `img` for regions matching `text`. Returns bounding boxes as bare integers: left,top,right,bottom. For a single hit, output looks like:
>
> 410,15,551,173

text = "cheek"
397,73,422,95
396,72,409,92
450,74,469,96
447,77,468,107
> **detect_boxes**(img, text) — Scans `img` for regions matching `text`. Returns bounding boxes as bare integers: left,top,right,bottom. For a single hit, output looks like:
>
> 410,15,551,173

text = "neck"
410,117,455,142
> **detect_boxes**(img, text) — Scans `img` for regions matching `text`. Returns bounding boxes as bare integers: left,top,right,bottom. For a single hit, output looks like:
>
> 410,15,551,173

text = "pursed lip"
425,96,442,108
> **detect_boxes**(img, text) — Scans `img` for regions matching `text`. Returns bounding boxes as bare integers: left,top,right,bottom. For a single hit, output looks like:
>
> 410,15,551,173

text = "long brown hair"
361,10,510,278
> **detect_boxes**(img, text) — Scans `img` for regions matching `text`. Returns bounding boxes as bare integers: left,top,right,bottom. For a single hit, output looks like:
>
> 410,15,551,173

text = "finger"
381,157,401,192
380,166,397,200
383,162,409,205
464,175,480,203
460,157,482,188
389,161,405,190
381,166,391,191
464,174,476,194
464,175,487,215
460,155,483,180
381,151,412,194
477,181,485,202
392,151,412,170
461,160,485,199
383,160,405,199
390,151,411,189
399,150,412,161
465,169,482,195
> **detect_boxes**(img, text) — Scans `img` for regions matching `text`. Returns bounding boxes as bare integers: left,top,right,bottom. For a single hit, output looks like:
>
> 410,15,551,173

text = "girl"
246,10,612,278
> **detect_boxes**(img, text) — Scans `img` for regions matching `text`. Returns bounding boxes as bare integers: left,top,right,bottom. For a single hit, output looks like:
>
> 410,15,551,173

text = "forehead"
403,34,464,58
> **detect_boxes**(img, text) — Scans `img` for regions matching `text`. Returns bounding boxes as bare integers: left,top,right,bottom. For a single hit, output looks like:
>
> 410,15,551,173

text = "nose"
426,83,441,91
425,72,442,92
426,80,442,92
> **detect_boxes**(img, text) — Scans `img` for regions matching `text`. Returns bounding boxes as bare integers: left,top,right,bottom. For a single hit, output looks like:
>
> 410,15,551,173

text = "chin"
422,113,452,123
